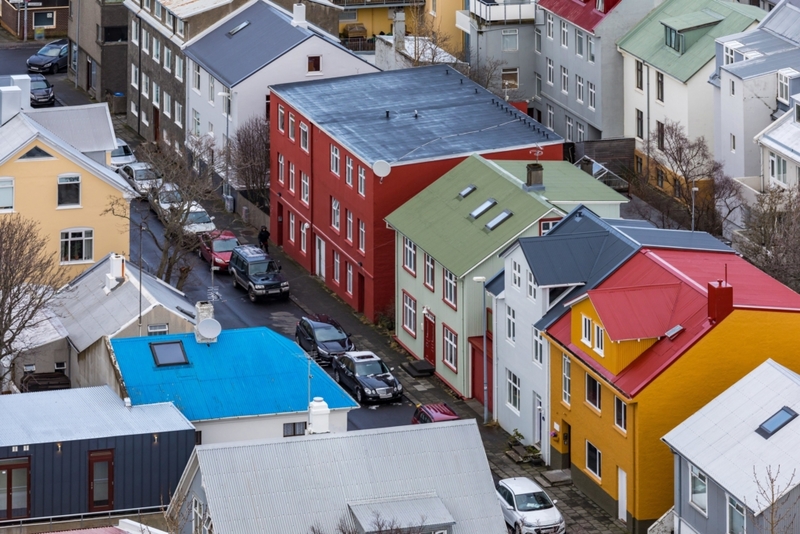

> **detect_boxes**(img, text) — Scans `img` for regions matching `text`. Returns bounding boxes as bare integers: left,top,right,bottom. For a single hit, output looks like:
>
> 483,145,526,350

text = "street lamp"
691,185,699,232
473,275,489,424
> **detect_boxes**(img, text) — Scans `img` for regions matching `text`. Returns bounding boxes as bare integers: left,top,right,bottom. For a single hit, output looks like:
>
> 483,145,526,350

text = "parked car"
149,183,182,220
332,351,403,404
295,314,355,364
26,39,68,74
229,244,289,302
183,203,216,235
110,138,136,169
496,477,565,534
411,403,459,424
29,74,54,107
118,162,162,196
198,230,239,270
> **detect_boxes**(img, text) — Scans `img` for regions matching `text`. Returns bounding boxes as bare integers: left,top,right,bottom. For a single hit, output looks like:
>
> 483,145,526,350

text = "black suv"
332,351,403,404
229,245,289,302
295,314,355,364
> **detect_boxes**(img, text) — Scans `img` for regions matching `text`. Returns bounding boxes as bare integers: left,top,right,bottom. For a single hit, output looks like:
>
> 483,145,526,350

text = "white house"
755,91,800,190
182,0,378,167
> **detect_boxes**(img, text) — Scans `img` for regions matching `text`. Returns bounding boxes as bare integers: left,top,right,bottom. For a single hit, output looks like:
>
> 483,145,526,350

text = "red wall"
270,93,563,323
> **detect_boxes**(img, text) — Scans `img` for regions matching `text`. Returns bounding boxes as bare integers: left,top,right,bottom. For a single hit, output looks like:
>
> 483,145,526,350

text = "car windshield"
248,260,278,276
187,211,212,225
315,324,347,343
514,491,554,512
38,44,61,57
111,144,133,157
31,80,49,90
134,169,159,181
159,190,182,204
354,360,390,377
212,239,238,252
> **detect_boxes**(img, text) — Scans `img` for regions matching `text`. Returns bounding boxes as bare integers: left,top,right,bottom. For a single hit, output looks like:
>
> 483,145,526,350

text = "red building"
269,66,564,322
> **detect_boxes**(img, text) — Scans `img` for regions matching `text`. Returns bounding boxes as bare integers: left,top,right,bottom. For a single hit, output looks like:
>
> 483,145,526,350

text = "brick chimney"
708,280,733,324
524,163,545,192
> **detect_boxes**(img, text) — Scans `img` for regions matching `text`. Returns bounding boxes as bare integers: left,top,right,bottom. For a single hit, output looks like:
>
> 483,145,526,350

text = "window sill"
56,204,82,210
306,72,324,77
403,266,417,278
613,424,627,437
424,283,435,293
561,400,571,410
584,401,602,416
585,469,601,484
506,403,521,416
443,359,457,373
443,299,457,312
593,349,604,357
688,501,708,518
402,325,417,339
60,259,94,266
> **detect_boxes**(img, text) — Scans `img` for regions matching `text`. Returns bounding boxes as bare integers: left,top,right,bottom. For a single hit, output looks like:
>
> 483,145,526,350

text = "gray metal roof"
194,420,506,534
25,104,116,154
663,359,800,515
52,254,196,352
614,225,734,252
184,1,312,88
758,107,800,159
760,0,800,42
349,495,455,532
486,268,505,297
270,66,563,166
0,385,194,447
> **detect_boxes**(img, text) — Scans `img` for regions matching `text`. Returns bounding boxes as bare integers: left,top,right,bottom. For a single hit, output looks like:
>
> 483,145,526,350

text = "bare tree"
751,466,800,534
230,116,270,213
644,119,741,235
404,6,459,67
105,136,220,290
736,186,800,292
0,215,70,390
309,512,427,534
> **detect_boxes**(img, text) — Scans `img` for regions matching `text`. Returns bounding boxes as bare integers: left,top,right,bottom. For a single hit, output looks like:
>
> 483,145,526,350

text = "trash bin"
107,92,126,114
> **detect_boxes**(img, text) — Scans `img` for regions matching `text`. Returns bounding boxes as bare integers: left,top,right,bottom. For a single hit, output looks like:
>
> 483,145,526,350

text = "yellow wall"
424,0,463,54
0,139,130,279
548,341,635,512
338,7,395,37
551,308,800,526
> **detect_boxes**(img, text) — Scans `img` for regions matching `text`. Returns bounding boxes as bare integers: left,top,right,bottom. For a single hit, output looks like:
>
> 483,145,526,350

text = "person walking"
258,226,271,254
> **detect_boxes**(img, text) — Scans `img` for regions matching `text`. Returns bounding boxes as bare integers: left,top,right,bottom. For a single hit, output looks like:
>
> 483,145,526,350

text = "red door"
423,313,435,365
88,450,114,512
471,342,493,412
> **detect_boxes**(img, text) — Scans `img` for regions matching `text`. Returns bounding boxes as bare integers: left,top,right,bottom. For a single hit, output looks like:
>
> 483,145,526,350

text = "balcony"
464,0,537,23
341,37,377,52
331,0,423,8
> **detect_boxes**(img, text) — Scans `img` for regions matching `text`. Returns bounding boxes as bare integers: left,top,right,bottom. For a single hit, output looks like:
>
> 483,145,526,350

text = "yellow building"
0,87,134,279
545,247,800,534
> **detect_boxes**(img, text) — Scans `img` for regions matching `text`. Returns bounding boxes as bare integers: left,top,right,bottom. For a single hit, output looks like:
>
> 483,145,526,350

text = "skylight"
459,185,477,198
485,209,513,231
228,20,250,37
470,198,497,219
756,406,797,439
150,341,188,367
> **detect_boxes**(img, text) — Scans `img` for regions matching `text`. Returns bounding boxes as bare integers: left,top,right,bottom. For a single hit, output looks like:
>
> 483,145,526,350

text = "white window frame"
152,37,161,63
444,269,457,308
566,117,573,142
588,36,595,63
562,354,571,404
443,326,457,370
728,496,745,534
561,66,568,94
506,369,521,412
358,220,365,252
586,374,601,410
300,222,307,253
402,292,416,336
148,324,169,336
505,305,516,343
615,397,627,432
577,122,585,142
346,210,353,241
358,166,366,196
533,328,544,366
142,29,150,53
424,253,435,290
60,228,93,263
131,63,139,89
588,82,596,110
301,173,309,204
547,105,554,129
175,55,184,82
300,123,309,151
581,315,592,346
586,441,602,479
778,69,796,103
546,58,554,85
511,260,521,288
546,12,553,39
0,178,14,211
277,105,285,132
576,75,584,103
289,162,295,192
403,237,416,274
576,29,584,57
690,464,708,514
132,18,139,44
560,20,568,48
347,262,353,294
330,145,340,175
535,27,542,53
331,197,340,230
502,29,518,52
594,324,605,355
527,270,536,300
57,175,81,207
288,113,295,141
345,157,353,186
333,251,340,283
289,212,295,243
278,154,285,184
175,102,183,128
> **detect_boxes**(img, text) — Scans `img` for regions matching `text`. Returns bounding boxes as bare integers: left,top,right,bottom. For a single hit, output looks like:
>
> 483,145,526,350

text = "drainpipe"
137,14,142,136
646,63,651,174
74,0,80,89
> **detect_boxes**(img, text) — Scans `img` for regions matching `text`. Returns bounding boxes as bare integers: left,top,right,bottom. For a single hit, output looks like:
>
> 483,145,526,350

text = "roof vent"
227,20,250,37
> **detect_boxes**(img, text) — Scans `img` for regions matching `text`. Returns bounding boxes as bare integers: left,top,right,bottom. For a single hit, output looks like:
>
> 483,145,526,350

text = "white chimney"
394,11,406,52
194,301,221,343
104,253,126,293
307,397,330,434
10,75,31,111
291,3,308,28
0,85,22,126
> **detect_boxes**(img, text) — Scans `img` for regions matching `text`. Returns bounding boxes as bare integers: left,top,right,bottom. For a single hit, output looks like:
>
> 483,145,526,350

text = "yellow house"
338,4,420,39
545,247,800,534
0,86,135,279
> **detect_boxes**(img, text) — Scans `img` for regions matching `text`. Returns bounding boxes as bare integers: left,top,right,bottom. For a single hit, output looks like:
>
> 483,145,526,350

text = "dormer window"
795,103,800,123
723,41,742,65
778,69,798,104
665,26,682,53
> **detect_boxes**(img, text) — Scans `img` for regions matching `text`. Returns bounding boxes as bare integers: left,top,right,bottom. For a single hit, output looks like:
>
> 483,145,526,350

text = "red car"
411,403,460,424
198,230,239,270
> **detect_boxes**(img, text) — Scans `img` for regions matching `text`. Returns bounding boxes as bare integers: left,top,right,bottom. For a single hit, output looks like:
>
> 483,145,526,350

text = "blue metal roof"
486,269,505,297
110,327,358,421
270,66,563,166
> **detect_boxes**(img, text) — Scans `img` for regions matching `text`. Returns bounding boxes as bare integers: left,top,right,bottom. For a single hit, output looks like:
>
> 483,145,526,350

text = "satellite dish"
197,318,222,339
372,160,391,178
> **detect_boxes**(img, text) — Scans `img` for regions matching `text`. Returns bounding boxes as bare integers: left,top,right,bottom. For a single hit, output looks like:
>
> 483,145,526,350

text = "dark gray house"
0,386,194,523
662,359,800,534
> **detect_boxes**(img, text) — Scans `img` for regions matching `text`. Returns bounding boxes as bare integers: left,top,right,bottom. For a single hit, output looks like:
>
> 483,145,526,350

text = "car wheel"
248,287,258,303
51,63,57,75
334,370,341,383
356,388,363,403
231,274,238,289
514,523,522,534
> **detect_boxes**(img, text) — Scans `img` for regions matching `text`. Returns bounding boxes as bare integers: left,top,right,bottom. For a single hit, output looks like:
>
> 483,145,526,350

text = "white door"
534,393,543,447
315,237,325,278
618,467,627,522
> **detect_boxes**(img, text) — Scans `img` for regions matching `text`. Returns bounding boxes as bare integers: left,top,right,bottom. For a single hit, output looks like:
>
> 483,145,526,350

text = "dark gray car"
26,39,69,74
29,74,54,107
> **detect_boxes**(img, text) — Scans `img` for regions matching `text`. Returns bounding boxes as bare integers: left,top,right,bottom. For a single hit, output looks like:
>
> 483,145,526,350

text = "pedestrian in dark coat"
258,226,270,253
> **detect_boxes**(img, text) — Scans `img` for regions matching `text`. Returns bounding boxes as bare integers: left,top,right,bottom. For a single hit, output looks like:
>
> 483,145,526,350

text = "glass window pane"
11,467,27,517
93,461,109,506
0,470,7,516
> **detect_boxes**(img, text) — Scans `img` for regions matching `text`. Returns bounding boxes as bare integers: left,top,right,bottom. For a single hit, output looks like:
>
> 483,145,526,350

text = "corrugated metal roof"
492,160,629,203
663,359,800,515
758,107,800,159
184,1,311,88
25,104,116,154
110,327,359,421
349,494,455,531
588,283,683,341
0,385,193,447
538,0,622,33
159,0,231,19
760,0,800,42
195,420,506,534
52,254,196,352
614,225,733,252
661,9,724,32
618,0,765,83
486,268,505,296
270,66,563,167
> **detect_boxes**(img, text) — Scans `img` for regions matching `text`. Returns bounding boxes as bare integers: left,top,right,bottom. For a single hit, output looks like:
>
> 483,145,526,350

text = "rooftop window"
756,406,797,438
227,20,250,37
665,26,683,53
150,341,188,366
486,209,513,231
459,184,477,198
470,198,497,219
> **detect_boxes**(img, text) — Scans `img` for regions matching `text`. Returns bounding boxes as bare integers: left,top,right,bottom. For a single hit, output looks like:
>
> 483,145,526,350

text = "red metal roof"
537,0,622,33
547,248,800,398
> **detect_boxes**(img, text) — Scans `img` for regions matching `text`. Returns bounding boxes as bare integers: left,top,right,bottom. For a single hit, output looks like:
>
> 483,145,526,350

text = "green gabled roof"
617,0,765,83
385,154,626,277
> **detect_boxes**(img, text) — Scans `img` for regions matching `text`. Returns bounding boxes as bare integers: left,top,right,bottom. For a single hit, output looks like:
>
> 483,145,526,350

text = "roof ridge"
639,249,709,294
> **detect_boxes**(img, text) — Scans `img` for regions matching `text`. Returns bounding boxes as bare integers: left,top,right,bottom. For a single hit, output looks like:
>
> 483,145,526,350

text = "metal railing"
0,506,163,530
341,37,376,52
468,0,537,22
331,0,423,6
